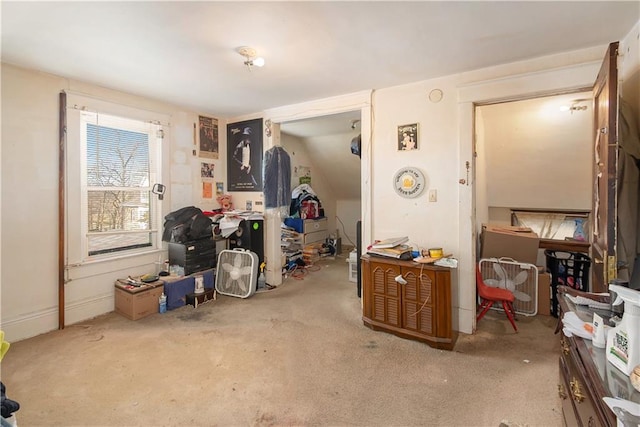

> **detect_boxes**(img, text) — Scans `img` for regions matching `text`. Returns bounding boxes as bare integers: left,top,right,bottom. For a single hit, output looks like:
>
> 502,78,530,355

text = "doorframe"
262,90,372,287
457,62,600,333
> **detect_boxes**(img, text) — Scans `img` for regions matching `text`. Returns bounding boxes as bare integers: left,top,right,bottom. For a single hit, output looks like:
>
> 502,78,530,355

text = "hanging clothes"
289,183,323,218
263,146,292,213
617,97,640,285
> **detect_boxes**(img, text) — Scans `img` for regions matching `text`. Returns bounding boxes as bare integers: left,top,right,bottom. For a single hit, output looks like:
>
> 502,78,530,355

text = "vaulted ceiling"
2,1,638,119
3,2,637,204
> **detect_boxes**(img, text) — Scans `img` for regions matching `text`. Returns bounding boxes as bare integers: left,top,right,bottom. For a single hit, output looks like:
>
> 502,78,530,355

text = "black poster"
227,118,263,192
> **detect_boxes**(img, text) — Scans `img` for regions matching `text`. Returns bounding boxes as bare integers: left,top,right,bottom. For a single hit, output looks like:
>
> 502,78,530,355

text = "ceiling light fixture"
560,99,589,113
236,46,265,71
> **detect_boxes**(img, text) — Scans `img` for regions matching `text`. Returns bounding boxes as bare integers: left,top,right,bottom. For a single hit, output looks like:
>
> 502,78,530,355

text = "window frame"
65,93,168,265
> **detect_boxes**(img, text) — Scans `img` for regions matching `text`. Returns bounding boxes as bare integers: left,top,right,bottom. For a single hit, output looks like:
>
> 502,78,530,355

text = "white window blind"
65,92,168,264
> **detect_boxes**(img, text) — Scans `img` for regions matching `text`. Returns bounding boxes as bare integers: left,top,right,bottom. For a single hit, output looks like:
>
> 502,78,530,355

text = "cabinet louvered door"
361,255,456,350
370,261,401,327
402,268,435,335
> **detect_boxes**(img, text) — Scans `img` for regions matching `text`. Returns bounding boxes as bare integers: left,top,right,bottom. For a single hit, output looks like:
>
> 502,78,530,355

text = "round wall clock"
393,167,426,198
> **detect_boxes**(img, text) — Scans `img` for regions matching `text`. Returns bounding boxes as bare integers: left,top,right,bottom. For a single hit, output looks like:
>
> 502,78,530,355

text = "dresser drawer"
303,217,328,233
561,335,601,427
559,357,580,427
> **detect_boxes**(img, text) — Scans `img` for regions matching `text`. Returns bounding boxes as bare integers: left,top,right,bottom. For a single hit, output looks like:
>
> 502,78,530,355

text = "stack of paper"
368,244,412,260
219,210,265,237
371,236,409,249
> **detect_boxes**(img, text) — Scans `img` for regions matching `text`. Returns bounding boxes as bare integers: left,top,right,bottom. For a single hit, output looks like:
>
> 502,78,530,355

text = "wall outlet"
429,189,437,202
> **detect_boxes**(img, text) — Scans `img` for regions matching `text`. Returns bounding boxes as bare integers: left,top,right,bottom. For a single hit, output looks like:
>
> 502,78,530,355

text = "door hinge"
607,255,617,282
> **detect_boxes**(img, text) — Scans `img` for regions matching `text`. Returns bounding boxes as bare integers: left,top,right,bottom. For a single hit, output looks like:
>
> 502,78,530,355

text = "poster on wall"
227,118,263,192
199,116,219,159
202,182,213,199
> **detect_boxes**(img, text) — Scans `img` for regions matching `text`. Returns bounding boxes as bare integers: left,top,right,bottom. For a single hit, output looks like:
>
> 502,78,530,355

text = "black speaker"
228,219,264,268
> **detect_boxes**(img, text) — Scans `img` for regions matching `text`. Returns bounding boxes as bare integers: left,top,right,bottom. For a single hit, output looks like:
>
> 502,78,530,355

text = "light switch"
429,189,437,202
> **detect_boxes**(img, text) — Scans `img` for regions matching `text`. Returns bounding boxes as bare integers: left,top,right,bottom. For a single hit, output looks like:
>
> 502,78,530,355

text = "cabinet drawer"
304,230,329,244
303,218,328,233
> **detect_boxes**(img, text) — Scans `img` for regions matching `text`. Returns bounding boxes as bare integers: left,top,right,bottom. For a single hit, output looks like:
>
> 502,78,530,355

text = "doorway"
475,91,593,238
455,60,603,332
280,110,362,250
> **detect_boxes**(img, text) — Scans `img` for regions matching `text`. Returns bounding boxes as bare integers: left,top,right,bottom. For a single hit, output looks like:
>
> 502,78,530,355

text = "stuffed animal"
216,194,233,211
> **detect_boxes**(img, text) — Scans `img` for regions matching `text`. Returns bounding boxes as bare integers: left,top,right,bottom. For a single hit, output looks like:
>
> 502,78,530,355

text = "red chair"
476,265,518,332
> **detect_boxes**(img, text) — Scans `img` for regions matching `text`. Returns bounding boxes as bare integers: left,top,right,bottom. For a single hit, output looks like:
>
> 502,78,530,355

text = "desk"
557,286,640,426
162,269,215,310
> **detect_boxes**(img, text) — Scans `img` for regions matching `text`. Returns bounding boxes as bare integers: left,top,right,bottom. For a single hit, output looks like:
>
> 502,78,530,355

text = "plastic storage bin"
347,250,358,282
545,250,591,317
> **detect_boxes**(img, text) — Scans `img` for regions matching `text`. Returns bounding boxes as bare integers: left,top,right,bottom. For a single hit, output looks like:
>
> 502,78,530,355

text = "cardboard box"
537,269,551,316
480,224,540,265
114,280,164,320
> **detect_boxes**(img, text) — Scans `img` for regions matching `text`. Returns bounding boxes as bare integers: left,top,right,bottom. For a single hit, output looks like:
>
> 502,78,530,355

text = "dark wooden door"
591,42,619,293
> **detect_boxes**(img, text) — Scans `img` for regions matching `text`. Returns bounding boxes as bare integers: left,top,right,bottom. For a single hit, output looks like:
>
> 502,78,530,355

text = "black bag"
162,206,212,243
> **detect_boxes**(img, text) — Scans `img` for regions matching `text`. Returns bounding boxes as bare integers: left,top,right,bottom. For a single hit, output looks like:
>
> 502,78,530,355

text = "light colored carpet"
2,253,562,426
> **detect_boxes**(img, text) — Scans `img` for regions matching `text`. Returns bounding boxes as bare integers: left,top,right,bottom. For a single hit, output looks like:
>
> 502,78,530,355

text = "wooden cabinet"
361,254,457,350
557,286,640,427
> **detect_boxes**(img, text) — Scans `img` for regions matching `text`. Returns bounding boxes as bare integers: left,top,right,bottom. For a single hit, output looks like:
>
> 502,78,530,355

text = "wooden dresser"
557,286,640,426
361,254,457,350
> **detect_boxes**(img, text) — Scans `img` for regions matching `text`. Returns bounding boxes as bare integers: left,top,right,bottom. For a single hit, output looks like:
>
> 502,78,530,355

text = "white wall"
281,133,336,231
3,22,638,341
369,41,636,333
281,131,361,243
335,200,360,248
0,64,220,341
479,93,593,211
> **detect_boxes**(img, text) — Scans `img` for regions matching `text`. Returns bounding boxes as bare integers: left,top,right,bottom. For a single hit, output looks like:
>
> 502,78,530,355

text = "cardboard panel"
480,224,540,265
538,271,551,316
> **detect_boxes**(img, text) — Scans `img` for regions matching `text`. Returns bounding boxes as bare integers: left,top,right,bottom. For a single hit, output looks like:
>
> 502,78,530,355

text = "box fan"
215,248,259,298
479,257,538,316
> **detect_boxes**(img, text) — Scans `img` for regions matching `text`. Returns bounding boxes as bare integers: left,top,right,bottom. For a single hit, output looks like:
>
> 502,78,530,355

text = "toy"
216,194,233,211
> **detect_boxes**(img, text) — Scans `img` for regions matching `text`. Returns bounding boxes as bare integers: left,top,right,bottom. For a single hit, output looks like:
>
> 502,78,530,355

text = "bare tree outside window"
85,123,153,255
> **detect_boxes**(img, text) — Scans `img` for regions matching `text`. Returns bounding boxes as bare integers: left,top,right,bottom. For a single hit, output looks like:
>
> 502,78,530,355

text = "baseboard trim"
2,293,114,342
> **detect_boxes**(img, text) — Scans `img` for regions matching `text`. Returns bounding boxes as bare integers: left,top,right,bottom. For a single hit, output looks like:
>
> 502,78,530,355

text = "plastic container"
545,250,591,317
159,293,167,314
347,250,358,283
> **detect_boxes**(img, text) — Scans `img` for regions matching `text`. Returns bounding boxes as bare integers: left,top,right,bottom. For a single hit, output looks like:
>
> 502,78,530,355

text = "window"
65,93,167,264
82,113,160,256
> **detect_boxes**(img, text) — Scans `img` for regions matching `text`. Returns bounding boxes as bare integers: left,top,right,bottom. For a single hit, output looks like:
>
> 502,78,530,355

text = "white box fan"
479,257,538,316
216,248,259,298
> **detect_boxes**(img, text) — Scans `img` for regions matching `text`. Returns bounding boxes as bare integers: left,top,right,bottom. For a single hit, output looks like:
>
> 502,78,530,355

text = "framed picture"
200,162,214,178
199,116,219,159
398,123,418,151
227,118,263,192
